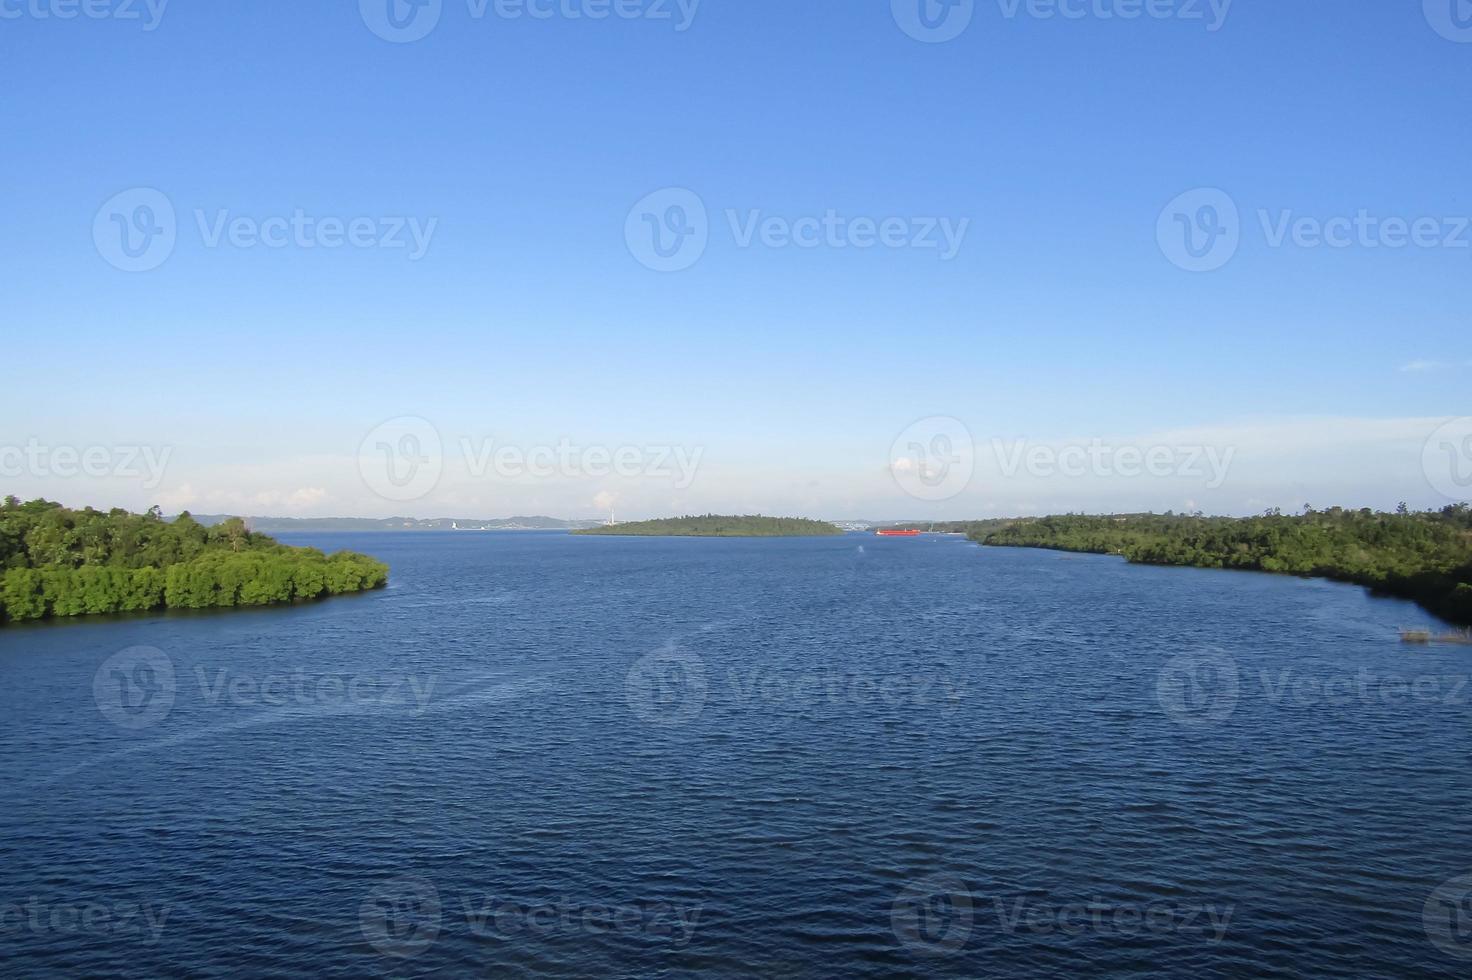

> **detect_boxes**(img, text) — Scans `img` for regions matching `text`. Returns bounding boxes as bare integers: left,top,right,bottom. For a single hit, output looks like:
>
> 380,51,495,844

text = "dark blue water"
2,532,1471,977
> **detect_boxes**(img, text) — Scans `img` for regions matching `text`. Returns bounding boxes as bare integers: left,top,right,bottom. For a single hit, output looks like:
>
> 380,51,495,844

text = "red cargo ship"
875,529,921,537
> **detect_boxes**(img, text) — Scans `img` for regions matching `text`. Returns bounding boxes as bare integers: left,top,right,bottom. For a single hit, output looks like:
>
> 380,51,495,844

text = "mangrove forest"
967,505,1472,626
0,497,388,625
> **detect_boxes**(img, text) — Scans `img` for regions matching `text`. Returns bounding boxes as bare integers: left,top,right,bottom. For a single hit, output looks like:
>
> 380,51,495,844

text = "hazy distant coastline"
187,515,608,533
575,515,844,537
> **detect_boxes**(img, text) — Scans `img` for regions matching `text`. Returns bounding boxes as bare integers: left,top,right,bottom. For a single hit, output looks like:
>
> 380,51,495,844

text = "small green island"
574,514,844,537
959,505,1472,627
0,497,388,626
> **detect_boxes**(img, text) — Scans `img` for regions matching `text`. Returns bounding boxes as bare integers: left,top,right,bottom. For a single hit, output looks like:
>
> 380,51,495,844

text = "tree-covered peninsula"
0,498,388,625
966,505,1472,626
574,515,844,537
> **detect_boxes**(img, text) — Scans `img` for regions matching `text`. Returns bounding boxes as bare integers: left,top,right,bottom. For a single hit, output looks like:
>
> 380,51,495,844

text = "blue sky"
3,0,1470,519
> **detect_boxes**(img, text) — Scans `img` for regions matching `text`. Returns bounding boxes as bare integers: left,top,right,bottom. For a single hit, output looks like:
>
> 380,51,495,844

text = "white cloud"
1399,359,1470,373
153,485,329,515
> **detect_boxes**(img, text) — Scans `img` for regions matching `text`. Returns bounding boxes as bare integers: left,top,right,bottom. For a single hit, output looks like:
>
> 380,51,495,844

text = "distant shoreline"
187,515,606,533
575,515,844,538
968,508,1472,627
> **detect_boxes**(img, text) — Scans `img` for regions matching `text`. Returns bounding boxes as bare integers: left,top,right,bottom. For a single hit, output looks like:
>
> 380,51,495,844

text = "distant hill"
574,515,844,537
186,515,605,532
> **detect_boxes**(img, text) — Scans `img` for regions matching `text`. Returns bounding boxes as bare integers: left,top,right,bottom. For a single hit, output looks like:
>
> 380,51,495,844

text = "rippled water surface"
2,532,1471,977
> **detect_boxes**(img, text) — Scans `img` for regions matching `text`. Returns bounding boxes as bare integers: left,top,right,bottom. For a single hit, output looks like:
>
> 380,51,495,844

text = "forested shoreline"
0,498,388,625
964,506,1472,626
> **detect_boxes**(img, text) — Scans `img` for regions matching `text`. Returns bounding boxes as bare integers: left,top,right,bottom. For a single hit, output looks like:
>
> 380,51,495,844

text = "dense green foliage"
574,514,844,537
970,506,1472,626
0,498,388,625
